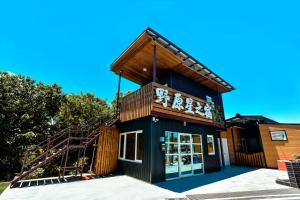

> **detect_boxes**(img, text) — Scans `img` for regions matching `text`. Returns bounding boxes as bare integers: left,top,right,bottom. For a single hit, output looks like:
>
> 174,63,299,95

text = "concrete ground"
0,167,292,200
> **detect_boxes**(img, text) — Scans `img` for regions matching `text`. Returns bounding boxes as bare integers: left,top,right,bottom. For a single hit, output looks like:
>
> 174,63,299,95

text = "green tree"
58,93,111,128
110,91,131,116
0,72,65,180
0,71,116,180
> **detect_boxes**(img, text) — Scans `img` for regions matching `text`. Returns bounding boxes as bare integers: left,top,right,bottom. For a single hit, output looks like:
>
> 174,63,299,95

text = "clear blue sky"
1,0,299,123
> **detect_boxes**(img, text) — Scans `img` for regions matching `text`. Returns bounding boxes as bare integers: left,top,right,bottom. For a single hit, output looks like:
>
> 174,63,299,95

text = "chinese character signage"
270,130,287,141
155,87,214,120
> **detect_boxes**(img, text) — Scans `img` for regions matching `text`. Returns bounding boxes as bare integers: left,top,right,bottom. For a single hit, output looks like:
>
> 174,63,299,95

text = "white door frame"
221,138,230,166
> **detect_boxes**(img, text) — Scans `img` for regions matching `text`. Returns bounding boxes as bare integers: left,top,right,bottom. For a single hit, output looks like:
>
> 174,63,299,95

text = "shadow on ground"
11,173,120,188
155,166,257,193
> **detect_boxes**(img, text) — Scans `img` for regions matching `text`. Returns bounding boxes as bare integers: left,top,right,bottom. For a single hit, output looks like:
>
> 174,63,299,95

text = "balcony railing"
120,82,224,127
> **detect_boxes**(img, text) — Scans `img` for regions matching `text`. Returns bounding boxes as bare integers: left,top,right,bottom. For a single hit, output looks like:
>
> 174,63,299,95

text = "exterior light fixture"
143,67,147,72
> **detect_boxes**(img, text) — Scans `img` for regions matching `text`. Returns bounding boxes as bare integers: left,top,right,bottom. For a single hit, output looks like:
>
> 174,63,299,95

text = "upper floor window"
119,130,143,162
207,135,215,155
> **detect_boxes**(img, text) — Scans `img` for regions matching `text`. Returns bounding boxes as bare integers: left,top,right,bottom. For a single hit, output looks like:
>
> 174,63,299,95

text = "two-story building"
110,27,234,183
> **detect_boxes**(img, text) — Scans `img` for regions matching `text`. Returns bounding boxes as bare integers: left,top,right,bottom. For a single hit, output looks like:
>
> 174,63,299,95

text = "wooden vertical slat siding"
95,127,119,176
234,152,266,168
120,82,219,126
259,124,300,168
220,129,236,164
120,83,153,122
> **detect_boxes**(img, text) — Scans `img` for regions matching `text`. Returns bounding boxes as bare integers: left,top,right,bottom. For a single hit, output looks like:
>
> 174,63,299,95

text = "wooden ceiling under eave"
111,31,232,93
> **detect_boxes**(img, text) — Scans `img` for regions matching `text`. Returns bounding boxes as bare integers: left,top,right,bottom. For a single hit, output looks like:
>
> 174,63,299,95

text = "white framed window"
118,130,143,163
207,135,215,155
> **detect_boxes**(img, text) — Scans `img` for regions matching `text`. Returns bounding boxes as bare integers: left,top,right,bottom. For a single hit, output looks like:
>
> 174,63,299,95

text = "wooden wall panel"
120,82,218,127
221,127,267,167
120,83,152,122
95,127,119,176
259,124,300,168
221,128,236,164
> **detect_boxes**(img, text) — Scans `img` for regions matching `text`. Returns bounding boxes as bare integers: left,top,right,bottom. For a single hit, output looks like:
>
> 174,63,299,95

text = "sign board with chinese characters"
270,130,287,141
151,82,215,125
119,82,222,127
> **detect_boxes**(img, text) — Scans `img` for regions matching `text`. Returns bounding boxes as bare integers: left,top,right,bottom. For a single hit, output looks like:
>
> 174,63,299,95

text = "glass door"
165,131,179,179
165,131,204,180
191,134,203,174
179,133,193,176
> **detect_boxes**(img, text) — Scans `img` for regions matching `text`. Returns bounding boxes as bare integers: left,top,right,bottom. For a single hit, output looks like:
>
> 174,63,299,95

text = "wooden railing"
120,82,153,122
235,152,266,168
120,82,224,127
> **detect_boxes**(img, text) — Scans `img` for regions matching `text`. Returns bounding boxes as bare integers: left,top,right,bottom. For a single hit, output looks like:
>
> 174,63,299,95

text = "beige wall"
259,124,300,168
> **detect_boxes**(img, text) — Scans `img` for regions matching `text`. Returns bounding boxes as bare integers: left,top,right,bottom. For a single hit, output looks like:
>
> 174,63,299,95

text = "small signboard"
270,130,287,141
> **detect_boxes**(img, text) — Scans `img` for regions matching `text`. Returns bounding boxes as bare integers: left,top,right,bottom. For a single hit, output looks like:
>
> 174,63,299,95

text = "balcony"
119,82,225,128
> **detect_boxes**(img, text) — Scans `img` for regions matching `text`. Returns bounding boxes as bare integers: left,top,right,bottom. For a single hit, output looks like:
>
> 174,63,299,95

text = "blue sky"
0,0,299,123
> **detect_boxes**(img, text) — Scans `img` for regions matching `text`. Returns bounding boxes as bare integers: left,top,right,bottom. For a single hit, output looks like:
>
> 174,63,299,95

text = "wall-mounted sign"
270,130,287,141
160,137,165,142
155,87,214,120
119,82,222,126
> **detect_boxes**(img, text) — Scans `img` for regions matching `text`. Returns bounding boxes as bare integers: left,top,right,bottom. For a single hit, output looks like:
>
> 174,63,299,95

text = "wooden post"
89,141,97,172
216,85,225,125
81,147,87,177
59,150,66,179
115,70,122,116
75,149,81,176
153,44,157,82
62,135,70,178
231,127,237,164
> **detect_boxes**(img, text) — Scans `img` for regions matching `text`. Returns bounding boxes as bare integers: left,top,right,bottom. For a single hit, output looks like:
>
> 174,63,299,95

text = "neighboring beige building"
220,114,300,169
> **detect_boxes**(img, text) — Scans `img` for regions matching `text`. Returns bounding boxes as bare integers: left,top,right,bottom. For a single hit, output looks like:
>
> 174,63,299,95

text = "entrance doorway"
221,138,230,166
165,131,204,180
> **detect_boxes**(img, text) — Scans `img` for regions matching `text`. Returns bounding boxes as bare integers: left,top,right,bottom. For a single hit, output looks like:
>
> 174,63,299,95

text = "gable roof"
226,114,279,126
111,27,235,93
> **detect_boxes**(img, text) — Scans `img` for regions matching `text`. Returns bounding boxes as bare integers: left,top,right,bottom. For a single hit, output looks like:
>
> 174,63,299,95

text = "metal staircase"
11,115,118,188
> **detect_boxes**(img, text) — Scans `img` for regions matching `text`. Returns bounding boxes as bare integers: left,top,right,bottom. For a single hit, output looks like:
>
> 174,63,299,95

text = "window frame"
269,130,288,141
118,130,143,163
207,135,215,155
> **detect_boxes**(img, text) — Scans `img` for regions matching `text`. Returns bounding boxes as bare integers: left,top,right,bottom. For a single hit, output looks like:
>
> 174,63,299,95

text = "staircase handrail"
16,114,118,186
23,116,106,157
23,116,108,166
23,136,71,169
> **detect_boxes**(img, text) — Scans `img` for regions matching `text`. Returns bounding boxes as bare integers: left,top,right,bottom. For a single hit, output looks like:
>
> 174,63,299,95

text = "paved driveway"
0,167,293,200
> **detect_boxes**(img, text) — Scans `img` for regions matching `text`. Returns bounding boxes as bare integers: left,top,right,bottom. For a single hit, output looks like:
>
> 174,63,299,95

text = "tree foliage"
0,71,113,180
58,93,110,128
110,91,131,115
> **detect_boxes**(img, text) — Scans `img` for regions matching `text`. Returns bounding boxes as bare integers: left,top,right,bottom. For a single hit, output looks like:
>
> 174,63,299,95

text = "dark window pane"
165,131,178,142
192,135,201,143
125,133,135,160
207,135,215,155
180,135,191,143
180,144,191,154
119,135,125,158
166,143,178,154
165,155,179,179
193,144,202,153
136,133,143,160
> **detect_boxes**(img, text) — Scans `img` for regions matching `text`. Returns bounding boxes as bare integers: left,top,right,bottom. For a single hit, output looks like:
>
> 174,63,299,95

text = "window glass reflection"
165,155,179,179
